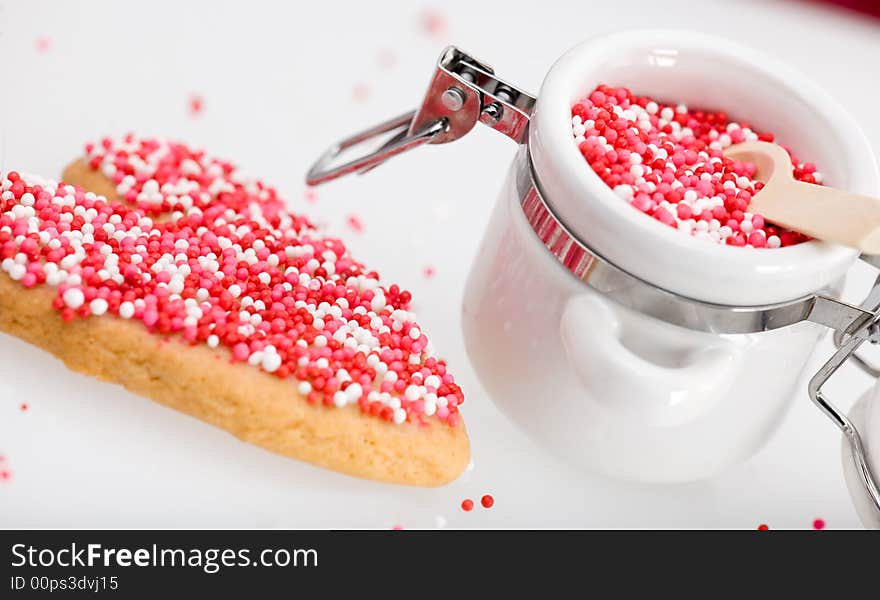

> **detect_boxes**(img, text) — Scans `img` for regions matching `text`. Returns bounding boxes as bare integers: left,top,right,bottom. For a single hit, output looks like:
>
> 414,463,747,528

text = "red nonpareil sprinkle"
571,84,821,248
757,524,769,530
19,403,28,412
812,518,826,530
0,135,464,428
188,95,204,117
480,494,494,509
461,498,474,512
346,214,365,233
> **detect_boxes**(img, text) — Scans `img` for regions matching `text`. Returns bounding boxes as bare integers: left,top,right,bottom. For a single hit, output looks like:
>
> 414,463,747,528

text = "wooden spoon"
723,141,880,253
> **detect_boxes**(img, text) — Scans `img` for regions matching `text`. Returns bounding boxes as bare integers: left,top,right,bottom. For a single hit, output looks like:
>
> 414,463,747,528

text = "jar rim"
528,29,876,306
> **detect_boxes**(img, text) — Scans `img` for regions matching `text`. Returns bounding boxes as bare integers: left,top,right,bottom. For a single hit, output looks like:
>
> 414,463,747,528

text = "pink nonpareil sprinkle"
352,83,370,103
377,48,397,69
420,9,448,38
346,214,365,233
188,94,204,117
35,36,51,53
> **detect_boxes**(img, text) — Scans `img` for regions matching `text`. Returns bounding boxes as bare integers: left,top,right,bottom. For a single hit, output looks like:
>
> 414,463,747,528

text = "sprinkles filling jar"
308,30,880,525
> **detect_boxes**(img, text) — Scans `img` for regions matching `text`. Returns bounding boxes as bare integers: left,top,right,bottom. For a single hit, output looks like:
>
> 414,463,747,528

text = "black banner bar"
0,530,874,596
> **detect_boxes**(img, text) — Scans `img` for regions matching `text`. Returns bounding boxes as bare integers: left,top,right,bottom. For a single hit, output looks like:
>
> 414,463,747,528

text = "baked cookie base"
0,275,469,486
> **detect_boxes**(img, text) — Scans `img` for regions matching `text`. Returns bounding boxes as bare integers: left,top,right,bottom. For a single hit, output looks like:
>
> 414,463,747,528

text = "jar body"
462,151,833,483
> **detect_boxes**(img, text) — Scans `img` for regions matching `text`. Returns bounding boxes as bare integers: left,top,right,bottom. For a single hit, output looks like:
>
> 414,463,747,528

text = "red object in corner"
803,0,880,18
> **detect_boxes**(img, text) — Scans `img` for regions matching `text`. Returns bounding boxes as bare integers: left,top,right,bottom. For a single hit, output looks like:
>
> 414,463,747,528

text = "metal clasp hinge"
806,278,880,519
305,46,536,186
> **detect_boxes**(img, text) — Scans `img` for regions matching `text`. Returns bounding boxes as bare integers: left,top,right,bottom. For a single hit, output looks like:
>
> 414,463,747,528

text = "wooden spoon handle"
751,179,880,253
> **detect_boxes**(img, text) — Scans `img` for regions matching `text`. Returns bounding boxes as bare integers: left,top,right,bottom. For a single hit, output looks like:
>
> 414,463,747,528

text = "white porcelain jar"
458,31,879,483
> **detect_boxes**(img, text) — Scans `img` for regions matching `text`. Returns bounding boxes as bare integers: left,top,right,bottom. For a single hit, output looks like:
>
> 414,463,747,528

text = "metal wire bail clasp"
306,46,536,186
808,269,880,521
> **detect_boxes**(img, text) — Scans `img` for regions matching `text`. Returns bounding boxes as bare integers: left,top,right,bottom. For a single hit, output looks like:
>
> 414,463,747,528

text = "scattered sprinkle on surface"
188,94,204,117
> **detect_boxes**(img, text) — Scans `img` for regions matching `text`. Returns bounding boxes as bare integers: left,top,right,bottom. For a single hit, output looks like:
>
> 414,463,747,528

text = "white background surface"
1,0,879,528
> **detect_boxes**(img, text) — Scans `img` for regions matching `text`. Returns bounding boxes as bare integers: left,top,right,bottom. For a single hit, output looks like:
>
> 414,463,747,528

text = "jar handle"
305,46,535,186
560,294,744,426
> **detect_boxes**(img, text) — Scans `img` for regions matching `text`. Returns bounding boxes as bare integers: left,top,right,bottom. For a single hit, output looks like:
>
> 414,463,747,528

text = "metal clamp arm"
306,112,446,186
305,46,536,186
